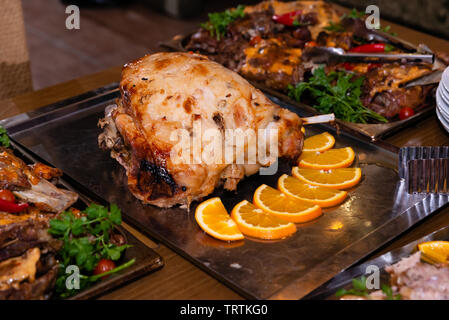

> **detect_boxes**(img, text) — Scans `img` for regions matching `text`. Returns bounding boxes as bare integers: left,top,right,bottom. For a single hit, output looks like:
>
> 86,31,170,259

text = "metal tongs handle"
303,47,435,64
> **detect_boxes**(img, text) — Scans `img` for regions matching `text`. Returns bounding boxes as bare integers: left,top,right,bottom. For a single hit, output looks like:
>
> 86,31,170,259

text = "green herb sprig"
0,126,10,148
49,203,133,298
201,5,245,40
335,276,401,300
324,21,345,33
287,66,388,124
341,8,366,20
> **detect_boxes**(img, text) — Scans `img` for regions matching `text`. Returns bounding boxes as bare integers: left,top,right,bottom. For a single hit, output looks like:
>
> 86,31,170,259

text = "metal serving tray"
3,84,449,300
304,222,449,300
160,28,446,141
6,135,164,300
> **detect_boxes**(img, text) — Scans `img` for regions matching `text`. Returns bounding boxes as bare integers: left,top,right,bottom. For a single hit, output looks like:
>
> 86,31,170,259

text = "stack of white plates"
437,67,449,132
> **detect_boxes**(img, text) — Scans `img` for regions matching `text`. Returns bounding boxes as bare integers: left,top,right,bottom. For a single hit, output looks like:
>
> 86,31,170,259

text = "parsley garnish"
341,8,366,20
201,5,245,40
324,21,345,33
379,25,398,37
0,126,10,148
381,284,402,300
49,203,134,298
335,277,401,300
335,276,369,298
287,66,388,124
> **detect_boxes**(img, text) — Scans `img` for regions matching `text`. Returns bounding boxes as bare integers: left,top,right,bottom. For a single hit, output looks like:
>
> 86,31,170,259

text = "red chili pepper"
272,10,302,26
350,43,394,53
0,199,28,213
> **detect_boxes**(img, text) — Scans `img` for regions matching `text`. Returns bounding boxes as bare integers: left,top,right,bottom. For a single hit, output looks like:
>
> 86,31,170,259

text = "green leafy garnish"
0,126,10,148
200,5,245,41
287,66,388,124
341,8,366,20
380,25,398,37
324,21,345,33
49,203,133,298
335,276,369,298
382,284,402,300
335,277,402,300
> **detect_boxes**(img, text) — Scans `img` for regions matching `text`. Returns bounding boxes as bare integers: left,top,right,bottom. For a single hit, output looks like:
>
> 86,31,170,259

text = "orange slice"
303,132,335,152
418,241,449,265
298,147,355,169
292,167,362,189
278,174,347,208
195,197,244,241
231,200,296,240
253,184,322,223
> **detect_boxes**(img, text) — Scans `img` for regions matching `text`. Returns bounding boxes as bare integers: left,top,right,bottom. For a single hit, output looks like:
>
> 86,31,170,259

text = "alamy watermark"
65,5,80,30
169,124,280,175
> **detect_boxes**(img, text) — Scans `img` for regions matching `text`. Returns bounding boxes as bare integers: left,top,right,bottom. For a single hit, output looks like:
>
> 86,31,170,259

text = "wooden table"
2,17,449,300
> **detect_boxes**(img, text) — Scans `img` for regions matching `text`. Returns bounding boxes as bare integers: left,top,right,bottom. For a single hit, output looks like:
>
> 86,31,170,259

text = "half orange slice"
253,184,322,223
292,167,362,189
278,174,347,208
298,147,355,169
231,200,296,240
195,197,244,241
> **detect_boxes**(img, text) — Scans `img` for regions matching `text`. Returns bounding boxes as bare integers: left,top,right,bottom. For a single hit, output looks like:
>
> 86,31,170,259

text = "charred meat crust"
136,160,179,200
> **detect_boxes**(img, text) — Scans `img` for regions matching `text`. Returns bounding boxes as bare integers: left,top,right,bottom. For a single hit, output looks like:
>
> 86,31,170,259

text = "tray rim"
4,83,449,300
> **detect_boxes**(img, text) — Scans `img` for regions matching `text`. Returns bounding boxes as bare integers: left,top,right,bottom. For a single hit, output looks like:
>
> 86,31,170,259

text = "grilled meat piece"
385,252,449,300
0,248,58,300
99,52,304,208
0,247,41,291
186,1,340,89
30,163,62,181
0,150,32,190
14,179,78,213
0,148,78,213
0,212,61,262
360,63,434,118
240,38,305,90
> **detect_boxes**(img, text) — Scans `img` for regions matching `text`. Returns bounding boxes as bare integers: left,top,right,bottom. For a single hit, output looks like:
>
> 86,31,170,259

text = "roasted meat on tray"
0,148,78,299
98,52,304,208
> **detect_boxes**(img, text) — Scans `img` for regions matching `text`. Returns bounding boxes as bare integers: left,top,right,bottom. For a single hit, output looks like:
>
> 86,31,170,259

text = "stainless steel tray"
3,84,449,300
160,28,446,141
304,222,449,300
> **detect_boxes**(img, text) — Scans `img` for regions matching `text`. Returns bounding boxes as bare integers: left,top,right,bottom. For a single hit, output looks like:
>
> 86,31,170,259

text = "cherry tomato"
399,107,415,120
93,259,116,276
0,190,15,203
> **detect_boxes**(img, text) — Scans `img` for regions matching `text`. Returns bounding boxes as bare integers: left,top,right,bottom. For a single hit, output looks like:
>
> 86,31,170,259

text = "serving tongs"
303,47,435,65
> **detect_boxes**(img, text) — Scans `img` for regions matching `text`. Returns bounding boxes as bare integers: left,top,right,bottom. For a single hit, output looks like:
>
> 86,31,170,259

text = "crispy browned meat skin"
99,52,304,208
